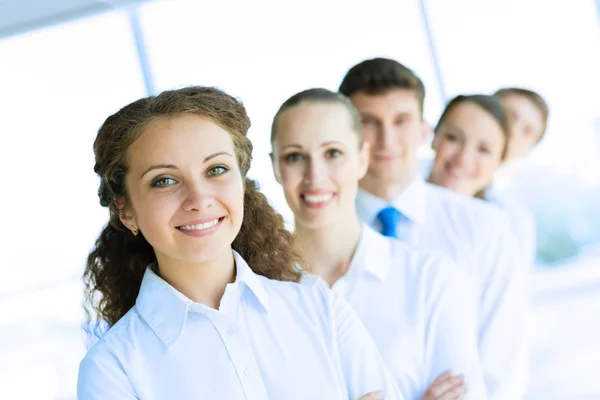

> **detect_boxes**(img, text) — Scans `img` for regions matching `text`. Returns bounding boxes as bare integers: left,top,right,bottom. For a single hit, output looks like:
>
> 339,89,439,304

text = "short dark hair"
270,88,362,143
435,94,511,159
494,87,549,142
339,57,425,114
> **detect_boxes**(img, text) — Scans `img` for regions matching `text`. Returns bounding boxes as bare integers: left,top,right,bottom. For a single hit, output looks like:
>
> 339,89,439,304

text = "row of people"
77,57,548,399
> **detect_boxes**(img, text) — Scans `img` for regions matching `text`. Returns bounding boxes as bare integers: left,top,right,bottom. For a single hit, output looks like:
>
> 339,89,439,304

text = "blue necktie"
377,207,402,238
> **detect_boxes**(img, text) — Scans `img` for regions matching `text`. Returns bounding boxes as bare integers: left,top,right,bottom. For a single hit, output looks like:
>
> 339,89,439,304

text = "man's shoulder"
424,182,505,219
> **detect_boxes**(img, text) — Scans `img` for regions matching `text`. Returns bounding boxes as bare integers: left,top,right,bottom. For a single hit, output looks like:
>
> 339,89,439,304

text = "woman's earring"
130,226,139,236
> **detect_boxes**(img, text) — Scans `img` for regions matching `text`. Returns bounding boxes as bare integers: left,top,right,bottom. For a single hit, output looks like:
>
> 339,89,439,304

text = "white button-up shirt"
77,251,403,400
305,226,487,400
356,177,530,400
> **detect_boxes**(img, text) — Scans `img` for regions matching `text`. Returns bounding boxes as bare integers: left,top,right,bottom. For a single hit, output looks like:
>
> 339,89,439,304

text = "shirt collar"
135,266,191,350
356,175,428,226
135,250,270,349
346,225,390,281
356,188,388,227
232,250,271,313
391,176,428,225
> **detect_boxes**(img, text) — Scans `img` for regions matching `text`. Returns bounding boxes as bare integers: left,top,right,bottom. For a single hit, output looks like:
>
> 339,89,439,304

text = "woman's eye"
284,153,303,163
445,133,458,142
326,149,342,158
207,166,228,176
361,118,376,126
152,177,176,187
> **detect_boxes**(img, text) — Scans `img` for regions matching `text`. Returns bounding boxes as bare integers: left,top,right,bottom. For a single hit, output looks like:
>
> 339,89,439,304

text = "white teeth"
303,194,333,204
179,219,219,231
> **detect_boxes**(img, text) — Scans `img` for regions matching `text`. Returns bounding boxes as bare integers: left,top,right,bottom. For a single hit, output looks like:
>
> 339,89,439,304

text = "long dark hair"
84,86,302,336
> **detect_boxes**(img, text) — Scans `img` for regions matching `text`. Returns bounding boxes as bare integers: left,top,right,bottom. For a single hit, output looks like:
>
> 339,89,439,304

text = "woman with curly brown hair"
77,86,402,400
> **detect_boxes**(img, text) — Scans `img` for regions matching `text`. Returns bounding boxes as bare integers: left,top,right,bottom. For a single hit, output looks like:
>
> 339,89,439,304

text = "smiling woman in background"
270,88,486,400
77,86,402,400
427,94,536,266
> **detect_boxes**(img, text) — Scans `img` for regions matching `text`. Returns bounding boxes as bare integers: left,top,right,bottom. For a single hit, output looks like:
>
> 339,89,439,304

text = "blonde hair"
271,88,363,144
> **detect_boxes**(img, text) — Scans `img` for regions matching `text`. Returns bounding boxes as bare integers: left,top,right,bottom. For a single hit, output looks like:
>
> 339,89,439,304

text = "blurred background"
0,0,599,398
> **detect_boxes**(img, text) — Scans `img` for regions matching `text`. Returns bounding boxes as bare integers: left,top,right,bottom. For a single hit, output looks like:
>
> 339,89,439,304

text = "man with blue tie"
339,58,530,400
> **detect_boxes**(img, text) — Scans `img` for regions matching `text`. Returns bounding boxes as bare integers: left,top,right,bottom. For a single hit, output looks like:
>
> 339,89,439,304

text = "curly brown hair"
84,86,302,335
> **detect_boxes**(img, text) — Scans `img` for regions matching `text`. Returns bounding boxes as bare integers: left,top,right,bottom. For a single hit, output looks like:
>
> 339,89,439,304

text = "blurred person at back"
491,87,550,264
494,87,549,163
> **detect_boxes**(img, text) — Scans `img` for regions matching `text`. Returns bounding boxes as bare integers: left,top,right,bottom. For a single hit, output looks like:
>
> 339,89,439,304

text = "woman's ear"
114,197,137,230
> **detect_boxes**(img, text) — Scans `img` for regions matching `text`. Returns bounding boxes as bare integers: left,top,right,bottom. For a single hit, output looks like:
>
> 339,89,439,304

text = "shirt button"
227,326,237,336
244,368,252,377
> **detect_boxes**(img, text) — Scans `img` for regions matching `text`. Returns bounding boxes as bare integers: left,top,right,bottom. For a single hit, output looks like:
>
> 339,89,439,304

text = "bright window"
0,11,146,399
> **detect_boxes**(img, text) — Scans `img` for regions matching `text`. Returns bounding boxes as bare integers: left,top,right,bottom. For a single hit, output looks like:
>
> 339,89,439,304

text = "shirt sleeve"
330,290,406,400
477,210,531,400
77,350,138,400
422,254,487,400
